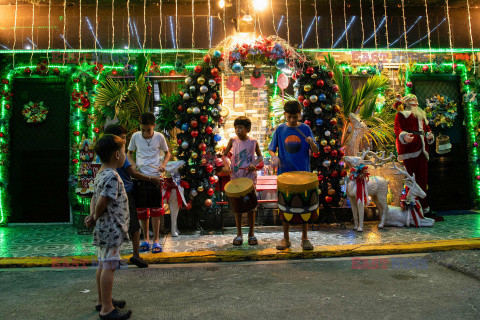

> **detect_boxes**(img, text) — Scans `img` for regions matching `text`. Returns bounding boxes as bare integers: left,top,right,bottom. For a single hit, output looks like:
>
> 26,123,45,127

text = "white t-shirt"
128,131,169,177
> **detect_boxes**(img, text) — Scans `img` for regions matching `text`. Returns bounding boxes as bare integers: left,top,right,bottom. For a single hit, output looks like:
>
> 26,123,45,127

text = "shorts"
126,191,141,235
97,246,122,269
133,180,163,208
137,207,165,220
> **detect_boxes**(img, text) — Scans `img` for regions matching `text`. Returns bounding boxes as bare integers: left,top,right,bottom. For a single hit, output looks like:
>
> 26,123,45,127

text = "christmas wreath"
22,101,49,124
425,94,457,129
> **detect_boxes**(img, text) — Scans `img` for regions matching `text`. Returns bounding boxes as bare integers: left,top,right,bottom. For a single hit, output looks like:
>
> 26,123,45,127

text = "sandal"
276,239,291,250
152,242,163,253
99,308,132,320
232,236,243,246
129,256,148,268
95,299,126,312
301,239,314,251
139,241,150,253
248,236,258,246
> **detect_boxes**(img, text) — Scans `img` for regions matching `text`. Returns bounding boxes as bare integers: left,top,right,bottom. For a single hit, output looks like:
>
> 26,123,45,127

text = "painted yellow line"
1,238,479,268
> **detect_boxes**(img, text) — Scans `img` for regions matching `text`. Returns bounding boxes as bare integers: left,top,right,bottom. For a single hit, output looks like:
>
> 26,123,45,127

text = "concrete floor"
1,251,479,320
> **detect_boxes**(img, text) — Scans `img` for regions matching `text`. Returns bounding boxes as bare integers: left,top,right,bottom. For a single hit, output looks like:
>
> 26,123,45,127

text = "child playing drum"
268,101,319,251
223,116,263,246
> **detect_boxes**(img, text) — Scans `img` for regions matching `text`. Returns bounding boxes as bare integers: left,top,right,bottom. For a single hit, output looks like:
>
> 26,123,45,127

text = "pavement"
0,252,479,320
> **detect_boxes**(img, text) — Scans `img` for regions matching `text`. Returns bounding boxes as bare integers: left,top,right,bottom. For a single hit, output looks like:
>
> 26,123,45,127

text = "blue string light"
277,15,284,33
85,17,102,49
169,16,176,49
389,16,422,47
59,33,73,49
409,18,446,47
300,17,320,49
0,44,9,50
132,19,143,48
26,37,37,48
363,17,386,45
333,17,356,48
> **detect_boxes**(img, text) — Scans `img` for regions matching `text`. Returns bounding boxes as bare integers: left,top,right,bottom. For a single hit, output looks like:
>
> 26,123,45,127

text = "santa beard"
406,106,427,121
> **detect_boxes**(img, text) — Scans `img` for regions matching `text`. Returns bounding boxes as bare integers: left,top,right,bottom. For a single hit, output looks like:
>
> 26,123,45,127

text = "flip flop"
248,236,258,245
95,299,126,312
152,242,163,253
139,241,150,253
99,308,132,320
233,236,243,246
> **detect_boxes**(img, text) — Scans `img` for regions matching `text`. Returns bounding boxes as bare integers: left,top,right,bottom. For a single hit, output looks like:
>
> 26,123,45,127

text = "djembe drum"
277,171,319,224
224,178,258,214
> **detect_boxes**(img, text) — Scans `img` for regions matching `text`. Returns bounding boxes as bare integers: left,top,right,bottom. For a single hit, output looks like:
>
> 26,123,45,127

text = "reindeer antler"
391,161,414,181
364,151,395,168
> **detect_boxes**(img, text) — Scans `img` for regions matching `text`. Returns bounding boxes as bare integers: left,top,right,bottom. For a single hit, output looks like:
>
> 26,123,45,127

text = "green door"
8,78,71,223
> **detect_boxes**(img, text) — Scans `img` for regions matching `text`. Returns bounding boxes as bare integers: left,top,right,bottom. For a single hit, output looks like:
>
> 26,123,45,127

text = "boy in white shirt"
127,113,171,253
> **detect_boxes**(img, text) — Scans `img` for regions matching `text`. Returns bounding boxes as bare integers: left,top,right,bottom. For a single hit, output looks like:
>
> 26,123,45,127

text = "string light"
176,0,179,62
299,0,304,48
277,15,284,33
111,0,115,63
371,0,377,49
408,18,445,47
159,0,163,64
86,18,101,49
300,18,316,49
223,2,226,39
96,0,99,63
363,17,385,46
329,0,333,48
389,16,421,48
343,0,348,49
13,0,17,67
63,0,67,64
144,0,147,56
286,0,290,44
383,0,389,49
208,0,211,48
359,0,364,49
59,33,73,49
192,0,195,61
466,0,475,73
333,17,356,48
47,0,51,63
30,2,35,64
445,0,454,69
79,0,82,51
169,16,176,49
271,0,277,36
423,0,432,69
314,0,319,50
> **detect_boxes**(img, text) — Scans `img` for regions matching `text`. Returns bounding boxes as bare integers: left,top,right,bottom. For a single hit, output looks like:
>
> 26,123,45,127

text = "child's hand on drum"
247,164,256,172
270,155,280,167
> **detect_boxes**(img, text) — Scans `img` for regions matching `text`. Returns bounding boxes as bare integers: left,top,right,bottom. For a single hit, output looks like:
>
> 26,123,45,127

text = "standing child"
127,113,171,254
223,116,263,246
104,125,163,268
268,101,319,251
85,134,132,320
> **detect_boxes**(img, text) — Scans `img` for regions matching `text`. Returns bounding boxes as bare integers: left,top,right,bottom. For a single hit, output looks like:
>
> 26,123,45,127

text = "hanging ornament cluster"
176,53,224,209
295,65,345,207
22,101,49,124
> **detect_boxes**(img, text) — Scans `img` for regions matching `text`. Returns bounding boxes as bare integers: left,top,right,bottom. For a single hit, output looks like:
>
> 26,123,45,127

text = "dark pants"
403,153,429,211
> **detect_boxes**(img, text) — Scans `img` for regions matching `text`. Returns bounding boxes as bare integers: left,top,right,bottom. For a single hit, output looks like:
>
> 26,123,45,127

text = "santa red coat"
394,111,434,161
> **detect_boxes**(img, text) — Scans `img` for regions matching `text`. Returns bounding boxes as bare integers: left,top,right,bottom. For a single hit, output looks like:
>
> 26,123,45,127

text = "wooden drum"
224,178,258,214
277,171,319,224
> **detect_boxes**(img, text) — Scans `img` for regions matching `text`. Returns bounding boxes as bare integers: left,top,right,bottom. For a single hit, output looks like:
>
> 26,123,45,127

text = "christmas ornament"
203,54,211,63
321,140,328,146
205,199,213,207
213,50,222,58
232,62,243,73
422,65,429,72
330,118,337,125
197,77,206,85
332,85,339,92
325,104,332,111
303,99,310,107
200,85,208,93
187,107,193,114
304,84,312,92
206,164,214,173
306,67,314,74
73,131,80,136
192,152,198,158
191,130,198,138
319,94,326,101
406,81,413,88
194,65,202,73
190,120,198,128
329,139,336,146
200,115,208,123
190,189,198,197
197,96,205,103
316,79,324,87
207,188,215,196
198,185,204,192
276,59,286,69
314,107,322,115
309,95,318,103
327,71,334,78
181,141,189,149
214,134,222,142
185,77,192,85
325,196,333,203
199,143,207,151
183,93,191,100
206,127,213,134
323,160,331,167
193,107,201,114
190,168,196,174
189,86,196,92
208,79,216,86
324,130,331,137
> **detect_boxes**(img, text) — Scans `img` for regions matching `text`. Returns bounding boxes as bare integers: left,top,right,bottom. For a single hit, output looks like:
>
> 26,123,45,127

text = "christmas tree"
294,65,347,207
175,53,224,215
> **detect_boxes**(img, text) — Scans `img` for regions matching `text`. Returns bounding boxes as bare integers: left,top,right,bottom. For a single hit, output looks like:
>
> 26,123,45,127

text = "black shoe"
95,299,126,312
130,256,148,268
424,211,444,222
99,308,132,320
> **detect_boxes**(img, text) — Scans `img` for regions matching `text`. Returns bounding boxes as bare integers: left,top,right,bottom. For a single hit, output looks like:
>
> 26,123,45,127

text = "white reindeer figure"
384,162,435,228
345,149,394,232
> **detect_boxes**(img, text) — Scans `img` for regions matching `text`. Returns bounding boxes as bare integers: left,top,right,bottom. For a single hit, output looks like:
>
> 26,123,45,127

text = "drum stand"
314,207,346,230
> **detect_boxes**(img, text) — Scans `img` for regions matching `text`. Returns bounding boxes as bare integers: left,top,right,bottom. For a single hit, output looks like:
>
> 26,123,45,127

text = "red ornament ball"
178,105,184,112
316,80,324,87
474,142,479,147
215,76,222,83
203,55,211,63
53,68,60,74
207,188,215,196
219,117,224,124
338,150,345,157
465,79,471,85
333,105,341,113
327,71,334,78
332,85,339,93
92,79,99,85
190,120,198,128
177,139,182,145
73,78,80,83
0,132,4,138
422,65,429,72
304,120,311,126
476,175,480,181
24,67,31,74
325,196,333,203
298,95,305,102
199,142,207,151
206,164,214,173
209,176,216,184
205,199,213,207
191,130,199,138
303,99,310,107
93,127,100,133
200,115,208,123
205,126,213,134
1,79,8,84
211,68,219,77
330,118,337,125
169,70,176,76
331,171,339,178
406,81,413,88
324,146,331,153
306,67,314,74
182,181,190,189
313,152,321,158
72,158,79,164
318,175,324,181
331,150,338,157
194,65,202,73
186,202,193,210
73,131,80,137
340,170,348,177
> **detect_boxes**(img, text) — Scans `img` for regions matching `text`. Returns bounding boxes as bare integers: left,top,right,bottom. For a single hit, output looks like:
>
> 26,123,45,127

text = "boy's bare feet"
233,236,243,246
276,238,291,250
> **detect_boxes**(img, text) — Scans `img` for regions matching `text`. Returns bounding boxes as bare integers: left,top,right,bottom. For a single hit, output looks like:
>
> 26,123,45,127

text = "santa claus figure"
394,94,442,221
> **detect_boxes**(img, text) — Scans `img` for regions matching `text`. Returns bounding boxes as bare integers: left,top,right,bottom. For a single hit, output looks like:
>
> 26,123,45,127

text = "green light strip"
405,63,480,201
0,49,208,54
302,48,480,53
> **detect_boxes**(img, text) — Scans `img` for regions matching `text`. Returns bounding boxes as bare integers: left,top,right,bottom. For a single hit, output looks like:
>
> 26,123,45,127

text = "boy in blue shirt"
269,101,319,251
104,125,163,268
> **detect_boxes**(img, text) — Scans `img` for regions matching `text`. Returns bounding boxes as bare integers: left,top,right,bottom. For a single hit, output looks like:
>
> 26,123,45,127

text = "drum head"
277,171,318,193
225,177,254,197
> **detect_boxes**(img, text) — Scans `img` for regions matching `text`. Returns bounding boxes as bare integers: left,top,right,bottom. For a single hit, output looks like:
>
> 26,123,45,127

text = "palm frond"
325,54,353,116
94,78,130,119
352,75,389,116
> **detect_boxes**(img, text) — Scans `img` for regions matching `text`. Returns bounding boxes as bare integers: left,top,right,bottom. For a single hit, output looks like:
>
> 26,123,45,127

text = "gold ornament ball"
201,158,207,164
197,95,205,103
197,76,206,84
192,152,198,158
187,107,193,114
328,188,335,196
329,139,336,146
311,73,318,78
304,84,312,92
321,140,328,146
190,168,196,174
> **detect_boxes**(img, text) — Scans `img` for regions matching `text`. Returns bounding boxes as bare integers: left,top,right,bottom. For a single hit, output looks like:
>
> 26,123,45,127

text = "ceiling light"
253,0,268,11
218,0,225,9
242,15,253,22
